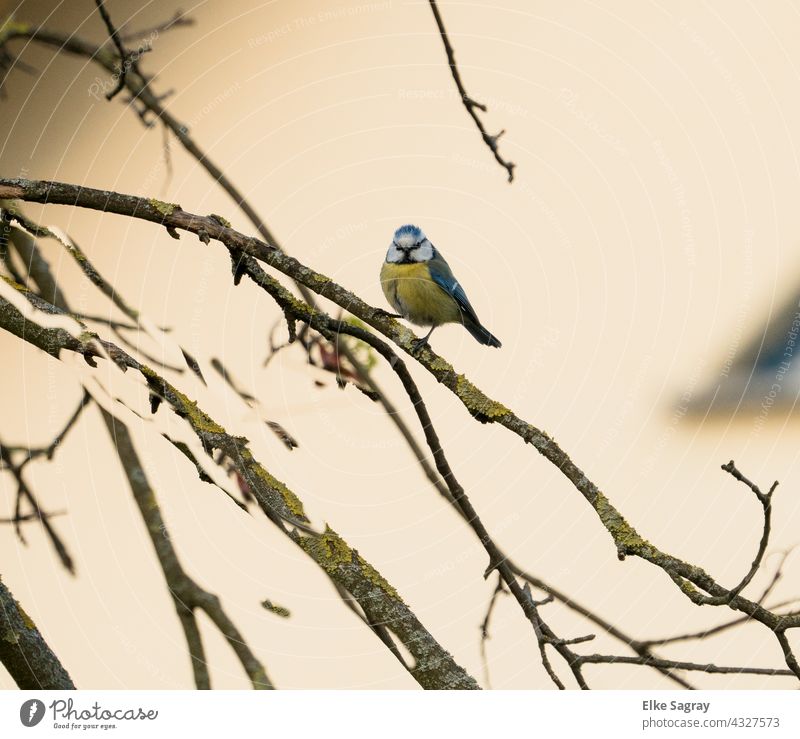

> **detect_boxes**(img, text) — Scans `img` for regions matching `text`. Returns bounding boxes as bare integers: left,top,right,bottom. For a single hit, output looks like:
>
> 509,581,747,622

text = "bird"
379,224,501,351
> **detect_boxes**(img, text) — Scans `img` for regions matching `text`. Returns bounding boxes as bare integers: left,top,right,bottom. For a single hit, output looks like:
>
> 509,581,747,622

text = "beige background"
1,0,799,689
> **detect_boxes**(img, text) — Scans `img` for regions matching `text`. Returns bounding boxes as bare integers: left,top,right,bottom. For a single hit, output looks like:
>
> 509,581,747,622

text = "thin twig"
577,653,795,677
119,9,194,43
94,0,133,100
0,445,75,572
330,581,411,671
640,551,796,649
0,509,66,524
479,574,507,688
17,389,92,467
507,565,696,689
670,461,776,608
60,233,141,325
428,0,516,181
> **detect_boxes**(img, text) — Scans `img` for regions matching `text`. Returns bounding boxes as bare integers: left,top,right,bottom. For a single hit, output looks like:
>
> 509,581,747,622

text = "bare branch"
578,653,795,677
428,0,516,181
4,221,67,307
0,444,75,573
640,551,798,649
514,566,697,689
118,10,194,45
672,460,776,607
15,390,91,466
479,575,507,688
0,509,65,524
59,233,141,325
94,0,136,101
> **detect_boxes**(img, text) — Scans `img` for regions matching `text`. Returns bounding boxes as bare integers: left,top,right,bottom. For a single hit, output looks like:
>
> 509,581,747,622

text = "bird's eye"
414,241,421,247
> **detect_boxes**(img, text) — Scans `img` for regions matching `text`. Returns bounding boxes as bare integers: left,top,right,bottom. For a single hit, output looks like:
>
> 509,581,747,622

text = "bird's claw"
410,336,429,354
375,308,402,319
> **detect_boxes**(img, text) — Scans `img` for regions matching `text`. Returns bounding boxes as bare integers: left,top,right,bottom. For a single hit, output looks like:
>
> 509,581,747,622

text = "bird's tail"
464,317,502,348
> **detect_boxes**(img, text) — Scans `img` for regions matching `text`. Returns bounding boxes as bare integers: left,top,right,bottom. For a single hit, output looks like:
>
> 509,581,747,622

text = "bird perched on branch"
380,224,501,351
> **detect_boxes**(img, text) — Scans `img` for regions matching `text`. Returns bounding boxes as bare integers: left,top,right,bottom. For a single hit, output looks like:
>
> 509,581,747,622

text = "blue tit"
380,224,501,350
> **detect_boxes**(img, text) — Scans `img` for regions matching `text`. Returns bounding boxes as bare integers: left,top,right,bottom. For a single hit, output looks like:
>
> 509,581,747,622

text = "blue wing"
427,248,481,325
427,247,502,348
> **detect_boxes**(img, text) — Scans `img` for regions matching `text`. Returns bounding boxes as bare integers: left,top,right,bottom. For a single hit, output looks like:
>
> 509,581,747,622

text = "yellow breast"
380,261,461,327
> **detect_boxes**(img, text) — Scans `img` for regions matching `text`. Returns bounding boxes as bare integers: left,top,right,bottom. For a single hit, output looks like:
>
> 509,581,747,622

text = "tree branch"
11,389,92,466
93,0,137,101
217,251,587,686
680,461,776,607
118,9,194,43
479,574,507,688
0,282,480,690
1,23,489,682
3,203,481,688
0,576,75,688
3,177,797,683
0,444,75,573
99,408,273,689
428,0,516,181
3,13,792,690
577,653,795,677
5,199,584,687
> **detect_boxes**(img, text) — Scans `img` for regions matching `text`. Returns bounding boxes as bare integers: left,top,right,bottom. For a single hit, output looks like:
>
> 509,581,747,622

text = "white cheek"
414,243,433,261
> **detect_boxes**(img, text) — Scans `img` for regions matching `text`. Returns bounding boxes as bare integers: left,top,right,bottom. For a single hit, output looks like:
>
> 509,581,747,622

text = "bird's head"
386,224,434,264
